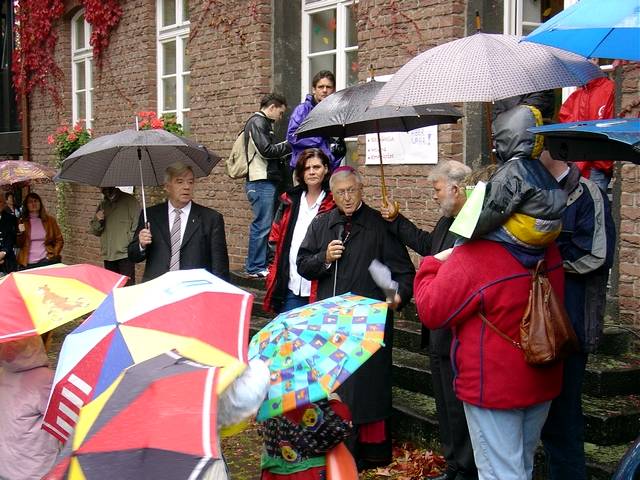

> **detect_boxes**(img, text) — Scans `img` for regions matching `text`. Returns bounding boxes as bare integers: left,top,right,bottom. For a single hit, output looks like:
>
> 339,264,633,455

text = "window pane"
182,39,189,71
310,9,336,53
182,0,189,22
345,50,359,88
183,74,190,108
163,77,177,110
76,93,86,121
74,15,85,50
309,54,335,89
345,5,357,47
75,62,85,90
163,41,176,75
162,0,176,26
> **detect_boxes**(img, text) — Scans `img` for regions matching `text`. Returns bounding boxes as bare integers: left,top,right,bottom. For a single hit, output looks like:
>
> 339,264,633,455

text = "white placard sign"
364,74,439,165
365,126,438,165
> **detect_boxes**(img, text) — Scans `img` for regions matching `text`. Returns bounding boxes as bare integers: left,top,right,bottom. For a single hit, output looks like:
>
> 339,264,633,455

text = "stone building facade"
19,0,640,329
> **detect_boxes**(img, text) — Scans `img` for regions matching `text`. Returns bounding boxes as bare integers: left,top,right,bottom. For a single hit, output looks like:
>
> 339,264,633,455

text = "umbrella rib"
588,28,616,58
147,146,161,185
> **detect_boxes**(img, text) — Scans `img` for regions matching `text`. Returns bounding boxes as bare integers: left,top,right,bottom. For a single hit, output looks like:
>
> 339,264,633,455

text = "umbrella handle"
376,129,400,220
137,147,148,224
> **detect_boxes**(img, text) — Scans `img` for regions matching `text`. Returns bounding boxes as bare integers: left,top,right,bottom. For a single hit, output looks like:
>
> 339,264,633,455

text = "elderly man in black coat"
297,166,415,470
381,160,478,480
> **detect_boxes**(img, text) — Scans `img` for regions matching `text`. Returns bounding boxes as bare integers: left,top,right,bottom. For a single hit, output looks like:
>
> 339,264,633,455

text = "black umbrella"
295,79,462,216
57,129,220,223
529,119,640,165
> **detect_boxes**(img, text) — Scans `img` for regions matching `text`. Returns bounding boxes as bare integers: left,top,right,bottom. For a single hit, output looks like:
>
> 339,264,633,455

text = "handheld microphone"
336,224,344,243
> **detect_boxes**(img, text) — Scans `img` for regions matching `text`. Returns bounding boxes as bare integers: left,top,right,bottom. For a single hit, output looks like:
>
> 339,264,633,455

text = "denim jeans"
541,352,589,480
245,180,276,274
463,401,551,480
281,289,309,313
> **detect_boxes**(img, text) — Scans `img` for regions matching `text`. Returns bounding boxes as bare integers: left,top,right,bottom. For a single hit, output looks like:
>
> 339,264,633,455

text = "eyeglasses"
333,187,359,199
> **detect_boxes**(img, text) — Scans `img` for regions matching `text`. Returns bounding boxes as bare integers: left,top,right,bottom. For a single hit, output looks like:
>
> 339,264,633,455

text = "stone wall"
617,62,640,329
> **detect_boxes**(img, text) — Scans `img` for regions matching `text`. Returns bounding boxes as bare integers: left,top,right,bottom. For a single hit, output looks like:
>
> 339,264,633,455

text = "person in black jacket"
244,93,292,278
128,162,229,282
297,166,415,471
0,194,18,275
382,160,478,480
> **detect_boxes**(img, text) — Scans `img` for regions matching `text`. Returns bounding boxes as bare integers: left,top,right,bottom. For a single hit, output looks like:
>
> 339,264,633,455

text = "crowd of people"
0,67,619,480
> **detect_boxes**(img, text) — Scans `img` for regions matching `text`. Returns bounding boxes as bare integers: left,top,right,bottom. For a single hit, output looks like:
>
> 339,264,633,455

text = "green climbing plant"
48,121,92,236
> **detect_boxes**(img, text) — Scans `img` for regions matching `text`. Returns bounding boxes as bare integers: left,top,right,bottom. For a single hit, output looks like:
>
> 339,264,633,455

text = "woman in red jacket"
263,148,335,313
414,240,564,480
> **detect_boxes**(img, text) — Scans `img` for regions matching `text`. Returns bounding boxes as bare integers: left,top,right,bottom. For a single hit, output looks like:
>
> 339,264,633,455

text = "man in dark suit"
382,160,478,480
128,162,229,282
0,193,18,275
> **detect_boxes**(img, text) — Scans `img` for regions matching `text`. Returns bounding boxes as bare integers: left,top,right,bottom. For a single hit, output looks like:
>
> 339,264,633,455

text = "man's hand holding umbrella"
138,224,152,249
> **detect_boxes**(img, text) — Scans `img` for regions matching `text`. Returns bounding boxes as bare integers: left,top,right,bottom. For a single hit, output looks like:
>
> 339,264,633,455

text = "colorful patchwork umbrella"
45,352,225,480
0,160,57,189
0,263,127,343
44,268,251,442
249,293,387,421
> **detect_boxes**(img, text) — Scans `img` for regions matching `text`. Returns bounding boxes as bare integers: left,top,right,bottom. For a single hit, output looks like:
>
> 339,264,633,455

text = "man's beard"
439,195,457,217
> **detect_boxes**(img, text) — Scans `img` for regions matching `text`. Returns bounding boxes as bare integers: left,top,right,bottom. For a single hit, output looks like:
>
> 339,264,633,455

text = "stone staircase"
231,272,640,479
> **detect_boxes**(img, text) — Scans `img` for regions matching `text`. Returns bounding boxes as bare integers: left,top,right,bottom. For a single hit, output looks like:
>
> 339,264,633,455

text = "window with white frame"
71,10,93,128
157,0,190,131
503,0,565,36
302,0,358,95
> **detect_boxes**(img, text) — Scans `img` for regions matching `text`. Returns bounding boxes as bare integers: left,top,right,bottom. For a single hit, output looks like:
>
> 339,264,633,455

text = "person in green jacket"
90,187,140,285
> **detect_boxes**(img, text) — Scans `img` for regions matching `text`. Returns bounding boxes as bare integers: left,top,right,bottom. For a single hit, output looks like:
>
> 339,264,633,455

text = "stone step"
392,348,432,396
584,352,640,397
583,393,640,445
392,348,640,446
392,386,628,480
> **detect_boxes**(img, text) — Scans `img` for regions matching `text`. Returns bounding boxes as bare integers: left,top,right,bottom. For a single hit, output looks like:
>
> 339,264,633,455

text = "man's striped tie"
169,208,182,271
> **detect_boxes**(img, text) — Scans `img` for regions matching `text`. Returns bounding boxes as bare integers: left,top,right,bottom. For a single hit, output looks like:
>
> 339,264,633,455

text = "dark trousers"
104,258,136,286
430,353,478,479
541,352,589,480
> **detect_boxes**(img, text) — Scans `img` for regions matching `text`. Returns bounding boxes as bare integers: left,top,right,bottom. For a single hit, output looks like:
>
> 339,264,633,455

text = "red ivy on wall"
11,0,65,105
82,0,123,68
12,0,122,105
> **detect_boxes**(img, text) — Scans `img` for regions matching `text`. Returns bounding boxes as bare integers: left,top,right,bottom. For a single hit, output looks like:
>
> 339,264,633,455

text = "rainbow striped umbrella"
249,293,387,421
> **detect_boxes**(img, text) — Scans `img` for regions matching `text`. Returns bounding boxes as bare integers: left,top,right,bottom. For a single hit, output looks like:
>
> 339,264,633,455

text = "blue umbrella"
529,118,640,165
523,0,640,61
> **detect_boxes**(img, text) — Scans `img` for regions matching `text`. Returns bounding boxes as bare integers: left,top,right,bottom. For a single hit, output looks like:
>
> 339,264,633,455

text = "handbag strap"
478,312,522,350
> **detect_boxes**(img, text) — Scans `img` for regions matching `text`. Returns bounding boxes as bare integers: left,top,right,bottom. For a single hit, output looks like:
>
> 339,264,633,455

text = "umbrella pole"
485,102,496,164
137,147,148,225
376,124,399,219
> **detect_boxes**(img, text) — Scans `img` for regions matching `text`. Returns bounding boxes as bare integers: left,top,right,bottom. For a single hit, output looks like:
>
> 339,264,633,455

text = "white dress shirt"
167,200,192,245
288,190,325,296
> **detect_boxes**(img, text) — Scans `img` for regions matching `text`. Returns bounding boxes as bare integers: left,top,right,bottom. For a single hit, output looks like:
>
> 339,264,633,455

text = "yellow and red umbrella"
0,264,128,343
0,160,57,189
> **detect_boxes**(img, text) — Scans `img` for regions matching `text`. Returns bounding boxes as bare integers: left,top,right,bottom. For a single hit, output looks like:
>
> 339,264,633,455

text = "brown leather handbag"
480,260,579,366
520,260,579,365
